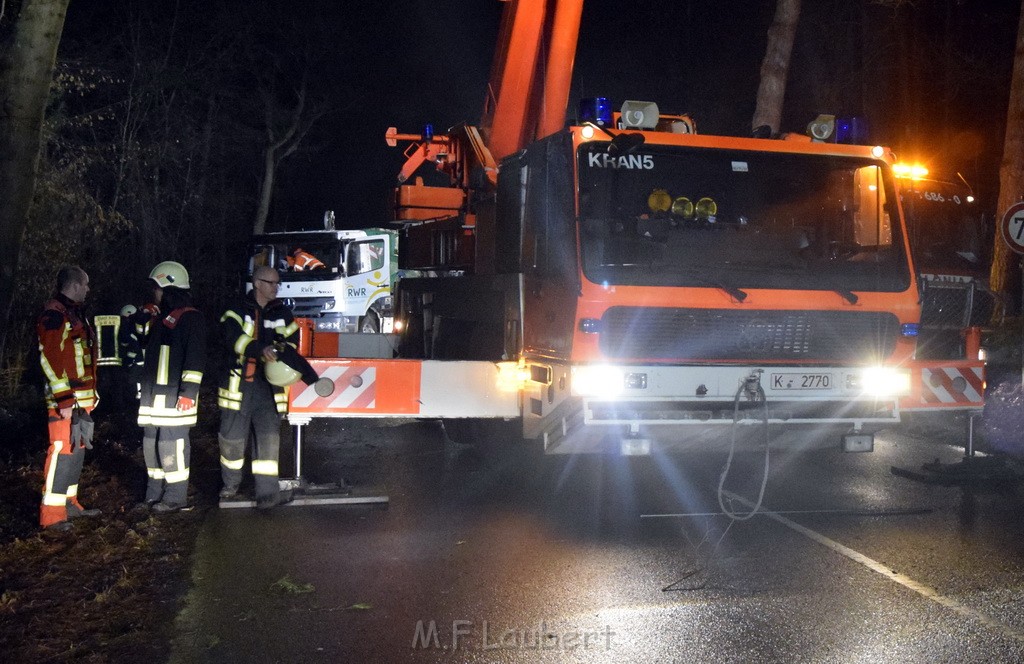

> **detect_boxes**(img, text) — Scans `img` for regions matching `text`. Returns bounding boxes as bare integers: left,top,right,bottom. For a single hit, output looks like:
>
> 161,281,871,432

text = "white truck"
248,227,399,334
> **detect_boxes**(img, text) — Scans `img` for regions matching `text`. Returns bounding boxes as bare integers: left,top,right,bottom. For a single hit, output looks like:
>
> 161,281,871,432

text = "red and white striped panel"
292,365,376,410
920,366,984,406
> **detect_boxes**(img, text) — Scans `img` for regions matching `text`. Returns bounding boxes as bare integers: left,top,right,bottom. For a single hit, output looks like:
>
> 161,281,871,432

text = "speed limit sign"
1000,201,1024,254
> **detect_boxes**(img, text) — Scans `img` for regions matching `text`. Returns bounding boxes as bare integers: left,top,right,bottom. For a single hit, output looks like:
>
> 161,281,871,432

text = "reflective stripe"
233,333,254,355
217,397,242,411
157,345,170,385
138,404,197,427
67,483,78,498
43,440,63,494
163,438,189,482
43,492,68,506
182,370,203,384
221,310,244,326
74,336,85,376
148,468,166,480
221,456,245,470
279,321,299,337
165,468,190,483
252,459,279,476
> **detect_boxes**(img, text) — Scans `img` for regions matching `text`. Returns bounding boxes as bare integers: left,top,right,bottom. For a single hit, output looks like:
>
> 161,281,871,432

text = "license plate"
770,373,833,390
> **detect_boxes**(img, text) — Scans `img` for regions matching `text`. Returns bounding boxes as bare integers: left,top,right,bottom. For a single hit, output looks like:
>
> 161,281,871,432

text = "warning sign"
999,201,1024,255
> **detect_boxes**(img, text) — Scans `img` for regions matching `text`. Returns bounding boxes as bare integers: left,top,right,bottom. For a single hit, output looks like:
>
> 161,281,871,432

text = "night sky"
60,0,1023,231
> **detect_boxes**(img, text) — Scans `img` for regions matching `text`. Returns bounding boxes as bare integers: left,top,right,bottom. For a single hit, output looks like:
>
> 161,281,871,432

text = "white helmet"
120,304,138,317
149,261,190,289
264,359,303,387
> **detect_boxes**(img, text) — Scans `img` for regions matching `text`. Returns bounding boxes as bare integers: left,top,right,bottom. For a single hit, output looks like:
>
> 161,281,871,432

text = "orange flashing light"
892,163,929,180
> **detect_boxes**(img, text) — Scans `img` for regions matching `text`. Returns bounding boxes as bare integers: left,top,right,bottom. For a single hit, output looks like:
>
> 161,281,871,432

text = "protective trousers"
143,425,191,506
218,380,281,501
40,410,87,528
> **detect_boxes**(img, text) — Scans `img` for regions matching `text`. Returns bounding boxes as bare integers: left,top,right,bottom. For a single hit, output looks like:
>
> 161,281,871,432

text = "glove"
176,396,196,412
58,406,74,420
141,303,160,317
71,408,95,449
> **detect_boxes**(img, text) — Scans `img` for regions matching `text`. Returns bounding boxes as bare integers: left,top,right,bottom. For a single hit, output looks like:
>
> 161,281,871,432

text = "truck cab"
248,228,399,334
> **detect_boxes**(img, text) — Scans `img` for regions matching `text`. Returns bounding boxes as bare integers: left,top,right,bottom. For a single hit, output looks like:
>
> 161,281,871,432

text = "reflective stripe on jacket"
137,308,206,427
217,293,299,414
37,294,97,410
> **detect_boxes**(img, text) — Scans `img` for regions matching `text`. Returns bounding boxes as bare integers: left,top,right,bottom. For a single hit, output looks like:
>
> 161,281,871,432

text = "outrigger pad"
313,376,335,397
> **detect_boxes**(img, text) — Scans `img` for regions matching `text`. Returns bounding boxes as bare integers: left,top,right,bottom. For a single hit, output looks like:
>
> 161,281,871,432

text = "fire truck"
287,0,933,455
893,164,989,422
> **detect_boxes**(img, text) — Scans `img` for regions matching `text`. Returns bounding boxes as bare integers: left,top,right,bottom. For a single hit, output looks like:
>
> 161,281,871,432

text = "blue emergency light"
579,97,613,127
835,116,869,144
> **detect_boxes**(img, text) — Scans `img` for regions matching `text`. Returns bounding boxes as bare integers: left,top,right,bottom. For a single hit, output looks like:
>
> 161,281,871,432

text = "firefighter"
286,247,326,271
37,266,102,532
217,265,297,508
120,280,163,400
137,261,205,514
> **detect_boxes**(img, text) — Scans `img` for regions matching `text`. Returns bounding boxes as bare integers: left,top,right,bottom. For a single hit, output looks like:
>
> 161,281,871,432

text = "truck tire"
359,311,380,334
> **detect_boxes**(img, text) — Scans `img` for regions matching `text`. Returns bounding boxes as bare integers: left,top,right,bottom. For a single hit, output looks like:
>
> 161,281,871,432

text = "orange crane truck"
287,0,927,456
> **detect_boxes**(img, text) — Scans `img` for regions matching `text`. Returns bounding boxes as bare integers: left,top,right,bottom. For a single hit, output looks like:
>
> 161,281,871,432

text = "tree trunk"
989,0,1024,316
0,0,70,355
253,148,276,236
752,0,801,136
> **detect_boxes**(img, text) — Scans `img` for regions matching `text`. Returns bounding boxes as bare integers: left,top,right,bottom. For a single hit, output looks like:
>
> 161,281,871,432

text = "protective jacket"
287,250,325,271
37,293,97,411
137,307,206,427
218,293,299,414
120,304,159,387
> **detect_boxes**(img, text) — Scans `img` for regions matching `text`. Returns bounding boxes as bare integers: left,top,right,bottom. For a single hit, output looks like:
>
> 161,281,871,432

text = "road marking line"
723,489,1024,644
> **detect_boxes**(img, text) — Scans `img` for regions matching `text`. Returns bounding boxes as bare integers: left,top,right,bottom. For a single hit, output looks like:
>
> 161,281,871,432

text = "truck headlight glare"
855,367,911,397
572,365,624,397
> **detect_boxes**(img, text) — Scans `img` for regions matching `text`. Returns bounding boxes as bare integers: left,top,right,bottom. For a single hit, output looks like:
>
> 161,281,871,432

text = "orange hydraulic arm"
387,0,585,265
481,0,585,163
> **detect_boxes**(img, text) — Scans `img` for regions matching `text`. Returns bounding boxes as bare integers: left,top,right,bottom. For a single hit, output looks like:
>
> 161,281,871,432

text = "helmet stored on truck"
264,358,303,387
149,261,190,289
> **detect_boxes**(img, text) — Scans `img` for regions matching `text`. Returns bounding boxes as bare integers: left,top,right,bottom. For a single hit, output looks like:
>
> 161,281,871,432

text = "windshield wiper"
835,289,859,304
671,269,748,302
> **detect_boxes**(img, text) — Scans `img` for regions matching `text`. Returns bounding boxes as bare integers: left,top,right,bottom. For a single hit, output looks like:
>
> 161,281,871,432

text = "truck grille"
599,307,899,361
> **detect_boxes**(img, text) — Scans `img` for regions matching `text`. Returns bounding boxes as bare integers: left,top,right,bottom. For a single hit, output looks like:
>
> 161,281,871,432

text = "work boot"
152,501,187,515
43,520,74,534
256,489,294,510
219,486,240,500
67,504,102,519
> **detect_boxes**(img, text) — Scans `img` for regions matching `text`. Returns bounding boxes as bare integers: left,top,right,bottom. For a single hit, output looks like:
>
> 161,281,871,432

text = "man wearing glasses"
216,265,299,508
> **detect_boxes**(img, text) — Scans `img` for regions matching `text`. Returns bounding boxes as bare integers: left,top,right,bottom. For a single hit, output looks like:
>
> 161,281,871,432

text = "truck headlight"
848,367,911,397
572,365,624,397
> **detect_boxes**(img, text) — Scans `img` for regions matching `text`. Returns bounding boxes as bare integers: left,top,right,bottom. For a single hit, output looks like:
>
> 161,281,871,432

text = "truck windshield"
250,239,341,281
578,143,911,293
900,179,985,277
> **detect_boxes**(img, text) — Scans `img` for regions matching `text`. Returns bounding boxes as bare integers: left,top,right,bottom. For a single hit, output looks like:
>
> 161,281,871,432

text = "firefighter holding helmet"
136,261,206,513
216,265,311,508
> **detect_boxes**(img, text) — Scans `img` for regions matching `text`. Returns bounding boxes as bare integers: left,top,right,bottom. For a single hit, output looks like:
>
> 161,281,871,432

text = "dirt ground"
0,390,220,663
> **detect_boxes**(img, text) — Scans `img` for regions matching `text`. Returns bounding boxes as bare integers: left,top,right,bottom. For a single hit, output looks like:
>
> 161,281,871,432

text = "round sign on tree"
1000,201,1024,255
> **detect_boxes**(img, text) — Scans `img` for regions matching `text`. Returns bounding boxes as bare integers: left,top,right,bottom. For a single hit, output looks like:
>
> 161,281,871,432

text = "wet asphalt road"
169,417,1024,663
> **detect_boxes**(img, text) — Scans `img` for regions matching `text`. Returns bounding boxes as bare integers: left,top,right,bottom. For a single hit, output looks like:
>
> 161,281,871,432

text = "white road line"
723,489,1024,644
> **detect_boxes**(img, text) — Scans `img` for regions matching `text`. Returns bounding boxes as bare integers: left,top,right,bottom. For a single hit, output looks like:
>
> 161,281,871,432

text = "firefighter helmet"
120,304,138,317
149,261,190,289
264,358,303,387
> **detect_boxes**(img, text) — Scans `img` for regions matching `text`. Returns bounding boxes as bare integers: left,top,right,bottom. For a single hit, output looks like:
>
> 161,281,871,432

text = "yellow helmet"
264,359,303,387
149,261,190,289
